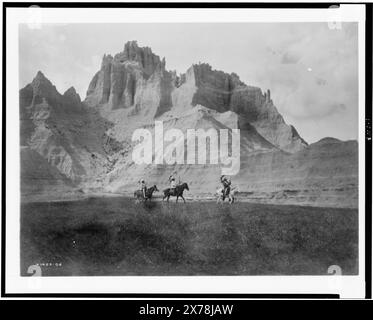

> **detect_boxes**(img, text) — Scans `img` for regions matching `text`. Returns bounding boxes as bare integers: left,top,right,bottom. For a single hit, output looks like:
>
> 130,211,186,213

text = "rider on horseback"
139,179,147,199
169,175,177,196
220,175,231,197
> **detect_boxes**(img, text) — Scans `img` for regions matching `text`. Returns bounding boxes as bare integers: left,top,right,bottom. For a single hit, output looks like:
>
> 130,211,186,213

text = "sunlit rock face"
85,42,306,152
85,41,173,119
188,63,307,152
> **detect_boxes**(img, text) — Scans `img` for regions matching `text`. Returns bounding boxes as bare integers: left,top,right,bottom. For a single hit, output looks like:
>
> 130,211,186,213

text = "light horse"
216,186,236,204
163,182,189,203
134,185,159,203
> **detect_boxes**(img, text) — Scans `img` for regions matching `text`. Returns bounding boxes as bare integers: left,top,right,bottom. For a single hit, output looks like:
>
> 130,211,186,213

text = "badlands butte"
20,41,358,207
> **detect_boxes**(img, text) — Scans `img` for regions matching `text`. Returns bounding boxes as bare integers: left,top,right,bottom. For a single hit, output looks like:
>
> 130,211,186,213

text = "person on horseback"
220,175,231,197
169,175,177,196
139,179,147,199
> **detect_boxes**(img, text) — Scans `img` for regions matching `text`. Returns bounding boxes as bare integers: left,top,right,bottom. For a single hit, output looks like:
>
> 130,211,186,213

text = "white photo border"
3,4,367,298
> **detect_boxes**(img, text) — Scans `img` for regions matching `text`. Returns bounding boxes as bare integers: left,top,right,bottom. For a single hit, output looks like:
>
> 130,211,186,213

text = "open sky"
19,23,359,143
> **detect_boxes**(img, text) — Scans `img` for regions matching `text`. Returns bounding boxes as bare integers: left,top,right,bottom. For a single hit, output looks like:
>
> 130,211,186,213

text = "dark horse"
163,182,189,203
134,185,159,203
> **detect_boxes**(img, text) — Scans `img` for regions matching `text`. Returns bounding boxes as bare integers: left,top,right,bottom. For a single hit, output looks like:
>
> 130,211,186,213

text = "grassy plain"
21,197,358,276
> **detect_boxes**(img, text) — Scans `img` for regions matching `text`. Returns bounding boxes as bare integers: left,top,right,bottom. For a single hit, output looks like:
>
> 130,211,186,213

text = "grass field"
21,197,358,276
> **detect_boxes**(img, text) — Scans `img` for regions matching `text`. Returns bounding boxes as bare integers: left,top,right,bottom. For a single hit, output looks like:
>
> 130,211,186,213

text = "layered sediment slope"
20,41,358,207
20,71,122,189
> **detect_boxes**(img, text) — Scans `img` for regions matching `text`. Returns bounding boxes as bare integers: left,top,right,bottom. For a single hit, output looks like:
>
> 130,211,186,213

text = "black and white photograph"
2,3,370,299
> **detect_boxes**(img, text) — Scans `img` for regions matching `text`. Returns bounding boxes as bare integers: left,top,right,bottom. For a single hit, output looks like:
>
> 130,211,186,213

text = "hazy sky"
19,23,359,143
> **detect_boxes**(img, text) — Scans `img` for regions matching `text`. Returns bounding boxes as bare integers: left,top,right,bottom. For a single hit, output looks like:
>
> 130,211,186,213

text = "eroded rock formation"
85,42,306,152
20,71,121,187
19,41,357,207
85,41,172,119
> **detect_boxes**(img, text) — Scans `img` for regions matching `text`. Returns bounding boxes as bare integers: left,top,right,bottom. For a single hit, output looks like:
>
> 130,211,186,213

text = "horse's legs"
181,195,186,203
176,196,179,203
228,195,234,204
167,195,170,202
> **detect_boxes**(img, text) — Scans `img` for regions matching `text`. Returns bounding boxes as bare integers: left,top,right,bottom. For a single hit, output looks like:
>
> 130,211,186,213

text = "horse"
216,186,236,204
163,182,189,203
134,185,159,203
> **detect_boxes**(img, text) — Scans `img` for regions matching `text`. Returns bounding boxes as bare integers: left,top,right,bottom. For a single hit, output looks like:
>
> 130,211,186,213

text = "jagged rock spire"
85,41,307,152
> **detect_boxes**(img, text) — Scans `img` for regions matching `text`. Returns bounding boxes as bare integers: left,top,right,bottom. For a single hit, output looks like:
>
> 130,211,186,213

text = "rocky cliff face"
20,41,357,207
20,71,121,187
188,63,307,152
85,41,172,120
85,42,306,152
